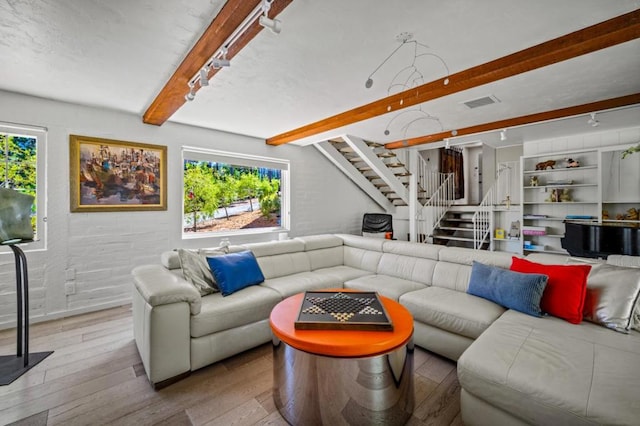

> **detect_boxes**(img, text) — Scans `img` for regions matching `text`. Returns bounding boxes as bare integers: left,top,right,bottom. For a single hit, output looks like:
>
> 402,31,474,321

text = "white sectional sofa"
131,234,640,425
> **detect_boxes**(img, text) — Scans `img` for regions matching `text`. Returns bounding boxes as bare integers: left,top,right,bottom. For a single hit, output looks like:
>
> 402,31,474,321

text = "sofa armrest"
132,265,201,315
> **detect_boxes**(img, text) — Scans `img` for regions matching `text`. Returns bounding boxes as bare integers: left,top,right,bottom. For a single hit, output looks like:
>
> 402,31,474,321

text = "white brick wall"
0,90,380,329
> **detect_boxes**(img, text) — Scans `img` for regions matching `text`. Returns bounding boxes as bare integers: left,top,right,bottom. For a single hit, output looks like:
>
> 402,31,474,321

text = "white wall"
522,126,640,156
0,90,381,328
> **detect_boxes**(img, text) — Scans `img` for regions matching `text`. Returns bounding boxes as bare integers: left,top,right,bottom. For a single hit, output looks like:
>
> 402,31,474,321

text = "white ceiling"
1,0,639,148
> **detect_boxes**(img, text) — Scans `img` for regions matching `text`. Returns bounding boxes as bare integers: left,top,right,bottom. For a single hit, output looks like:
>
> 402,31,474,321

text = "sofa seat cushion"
458,310,640,426
191,285,282,338
261,271,343,298
400,287,505,339
312,265,372,284
344,274,426,301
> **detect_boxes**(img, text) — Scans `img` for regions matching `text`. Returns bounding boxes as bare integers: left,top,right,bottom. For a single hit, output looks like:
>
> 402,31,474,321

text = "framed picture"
70,135,167,212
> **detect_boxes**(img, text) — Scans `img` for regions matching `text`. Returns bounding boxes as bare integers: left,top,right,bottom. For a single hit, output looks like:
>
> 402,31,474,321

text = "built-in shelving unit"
518,143,640,255
520,149,599,255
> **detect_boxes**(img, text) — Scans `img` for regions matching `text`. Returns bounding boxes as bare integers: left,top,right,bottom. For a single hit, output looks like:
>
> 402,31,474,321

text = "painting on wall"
69,135,167,212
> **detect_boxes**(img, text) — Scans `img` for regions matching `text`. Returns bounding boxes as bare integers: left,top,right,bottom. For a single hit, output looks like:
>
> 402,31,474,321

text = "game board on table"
294,291,393,331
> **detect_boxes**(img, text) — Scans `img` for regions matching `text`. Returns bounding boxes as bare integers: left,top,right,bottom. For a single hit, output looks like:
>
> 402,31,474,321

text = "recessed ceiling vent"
462,95,501,109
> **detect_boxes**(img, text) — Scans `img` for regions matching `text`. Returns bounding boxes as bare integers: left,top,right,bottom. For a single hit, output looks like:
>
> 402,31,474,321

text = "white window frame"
0,122,47,252
181,146,290,239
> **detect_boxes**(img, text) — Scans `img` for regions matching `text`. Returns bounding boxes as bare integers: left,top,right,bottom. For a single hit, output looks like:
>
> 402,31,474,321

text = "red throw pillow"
510,257,591,324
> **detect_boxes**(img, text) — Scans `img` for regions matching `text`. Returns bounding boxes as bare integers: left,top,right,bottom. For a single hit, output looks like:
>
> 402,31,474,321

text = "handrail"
421,173,455,241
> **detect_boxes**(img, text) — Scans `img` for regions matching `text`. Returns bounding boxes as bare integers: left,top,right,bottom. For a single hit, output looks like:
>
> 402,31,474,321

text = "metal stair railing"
421,173,455,241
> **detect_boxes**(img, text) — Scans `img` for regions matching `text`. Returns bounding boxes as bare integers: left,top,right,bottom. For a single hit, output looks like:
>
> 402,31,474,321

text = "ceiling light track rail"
185,0,281,102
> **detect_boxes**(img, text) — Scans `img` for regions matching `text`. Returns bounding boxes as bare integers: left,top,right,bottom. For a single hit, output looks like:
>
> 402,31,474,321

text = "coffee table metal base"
272,336,414,426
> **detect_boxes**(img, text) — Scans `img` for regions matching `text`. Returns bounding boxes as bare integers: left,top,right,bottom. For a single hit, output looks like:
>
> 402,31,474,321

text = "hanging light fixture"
184,82,196,102
500,129,507,141
587,112,599,127
364,32,450,90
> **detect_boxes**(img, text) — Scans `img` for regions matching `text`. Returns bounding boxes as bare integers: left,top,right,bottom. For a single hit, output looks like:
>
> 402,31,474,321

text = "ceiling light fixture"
184,82,196,102
199,68,210,86
500,129,507,141
587,112,599,127
445,139,450,149
185,0,281,100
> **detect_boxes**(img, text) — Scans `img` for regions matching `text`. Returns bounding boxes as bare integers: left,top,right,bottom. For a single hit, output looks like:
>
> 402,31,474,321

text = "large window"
182,147,289,237
0,123,46,250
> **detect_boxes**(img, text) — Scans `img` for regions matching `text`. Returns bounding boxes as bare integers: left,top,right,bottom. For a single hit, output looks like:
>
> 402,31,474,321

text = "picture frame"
69,135,167,212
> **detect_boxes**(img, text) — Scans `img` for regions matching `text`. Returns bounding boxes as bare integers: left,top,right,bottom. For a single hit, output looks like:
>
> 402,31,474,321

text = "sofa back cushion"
433,247,515,292
307,246,344,270
377,253,438,286
382,240,441,260
256,252,311,280
343,246,382,273
337,234,385,252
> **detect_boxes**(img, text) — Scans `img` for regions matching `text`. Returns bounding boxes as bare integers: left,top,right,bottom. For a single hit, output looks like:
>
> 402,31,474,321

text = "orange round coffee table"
270,290,414,425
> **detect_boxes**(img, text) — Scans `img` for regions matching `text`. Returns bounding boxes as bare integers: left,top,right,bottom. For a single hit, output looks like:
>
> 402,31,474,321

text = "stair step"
443,217,474,223
357,167,373,172
431,235,477,242
366,141,384,148
385,163,406,168
438,226,474,232
395,172,411,177
377,152,396,158
339,147,355,153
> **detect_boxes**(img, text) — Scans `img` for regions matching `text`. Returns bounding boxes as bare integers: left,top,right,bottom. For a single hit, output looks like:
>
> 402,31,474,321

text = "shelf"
603,200,640,204
523,234,564,238
522,201,597,205
522,165,597,174
523,184,597,189
493,238,520,243
523,216,565,221
523,248,568,255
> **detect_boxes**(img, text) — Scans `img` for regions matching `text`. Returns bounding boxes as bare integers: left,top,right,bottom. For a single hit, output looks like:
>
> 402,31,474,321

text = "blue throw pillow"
467,261,548,317
206,251,265,296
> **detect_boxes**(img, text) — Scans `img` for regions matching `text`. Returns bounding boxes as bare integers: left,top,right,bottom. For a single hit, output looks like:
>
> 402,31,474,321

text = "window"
0,123,47,250
182,147,289,237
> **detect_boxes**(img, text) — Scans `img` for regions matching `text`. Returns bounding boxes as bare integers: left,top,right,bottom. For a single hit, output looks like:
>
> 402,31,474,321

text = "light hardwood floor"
0,306,461,426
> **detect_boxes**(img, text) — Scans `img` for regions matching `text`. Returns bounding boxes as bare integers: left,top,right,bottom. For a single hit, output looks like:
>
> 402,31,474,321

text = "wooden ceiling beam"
266,9,640,146
383,93,640,150
143,0,293,126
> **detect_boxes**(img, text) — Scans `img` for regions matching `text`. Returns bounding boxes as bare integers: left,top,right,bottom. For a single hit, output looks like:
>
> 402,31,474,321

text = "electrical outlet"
65,282,76,296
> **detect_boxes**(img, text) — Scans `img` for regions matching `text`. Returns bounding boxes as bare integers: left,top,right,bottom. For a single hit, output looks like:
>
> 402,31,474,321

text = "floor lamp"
0,189,53,385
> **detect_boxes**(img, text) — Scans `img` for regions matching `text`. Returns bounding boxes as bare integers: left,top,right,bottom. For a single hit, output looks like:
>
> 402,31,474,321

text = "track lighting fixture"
587,112,599,127
500,129,507,141
184,0,282,102
199,68,210,86
259,15,281,34
184,83,196,102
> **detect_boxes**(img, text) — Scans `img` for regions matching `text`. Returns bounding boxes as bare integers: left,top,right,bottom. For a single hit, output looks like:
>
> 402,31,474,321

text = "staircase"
431,205,490,249
315,135,432,208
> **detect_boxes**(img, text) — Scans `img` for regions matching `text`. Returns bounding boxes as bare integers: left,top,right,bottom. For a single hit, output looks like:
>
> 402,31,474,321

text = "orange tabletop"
269,290,414,358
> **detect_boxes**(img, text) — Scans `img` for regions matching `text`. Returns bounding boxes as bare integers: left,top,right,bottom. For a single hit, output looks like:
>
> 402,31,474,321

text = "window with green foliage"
0,124,47,249
182,147,289,236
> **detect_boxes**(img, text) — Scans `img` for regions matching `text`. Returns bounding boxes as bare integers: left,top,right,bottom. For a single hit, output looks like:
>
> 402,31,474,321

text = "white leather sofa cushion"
607,254,640,268
458,310,640,426
383,239,441,260
344,246,383,272
256,252,311,280
337,233,385,252
244,239,305,257
312,266,372,283
439,246,515,268
261,271,342,298
400,287,505,339
132,265,202,315
377,253,438,286
432,262,473,292
345,274,426,301
161,251,181,270
306,246,344,270
190,286,282,338
296,234,344,251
